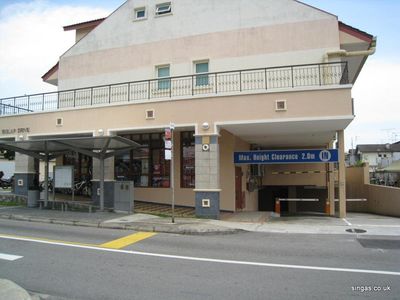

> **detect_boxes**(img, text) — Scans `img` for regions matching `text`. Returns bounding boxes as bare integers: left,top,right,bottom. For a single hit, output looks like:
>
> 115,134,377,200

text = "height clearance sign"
234,149,339,164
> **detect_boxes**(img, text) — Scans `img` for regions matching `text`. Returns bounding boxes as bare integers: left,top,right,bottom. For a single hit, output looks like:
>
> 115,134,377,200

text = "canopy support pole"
44,141,49,207
100,156,105,211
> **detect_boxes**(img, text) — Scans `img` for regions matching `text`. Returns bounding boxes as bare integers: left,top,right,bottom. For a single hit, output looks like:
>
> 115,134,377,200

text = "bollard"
325,200,330,215
275,199,281,216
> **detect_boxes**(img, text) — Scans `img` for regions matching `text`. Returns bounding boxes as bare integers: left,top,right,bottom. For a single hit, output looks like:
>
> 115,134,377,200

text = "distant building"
356,142,400,172
356,142,400,186
345,148,359,166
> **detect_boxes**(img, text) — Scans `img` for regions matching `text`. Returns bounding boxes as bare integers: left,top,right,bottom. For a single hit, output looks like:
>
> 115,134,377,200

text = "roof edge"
63,18,106,31
339,21,373,43
41,62,59,81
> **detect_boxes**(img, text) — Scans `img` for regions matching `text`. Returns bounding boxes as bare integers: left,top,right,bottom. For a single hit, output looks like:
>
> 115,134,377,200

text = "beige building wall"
366,184,400,217
0,88,353,140
263,163,327,187
345,166,369,212
219,129,257,212
345,164,400,216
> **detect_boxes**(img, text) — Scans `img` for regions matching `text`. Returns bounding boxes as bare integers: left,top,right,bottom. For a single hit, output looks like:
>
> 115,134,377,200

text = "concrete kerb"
0,279,31,300
0,212,243,235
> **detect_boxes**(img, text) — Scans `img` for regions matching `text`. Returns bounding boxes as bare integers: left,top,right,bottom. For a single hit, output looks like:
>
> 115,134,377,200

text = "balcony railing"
0,61,348,116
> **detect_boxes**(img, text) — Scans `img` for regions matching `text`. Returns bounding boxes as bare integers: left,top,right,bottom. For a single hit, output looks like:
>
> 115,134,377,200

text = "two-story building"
0,0,375,218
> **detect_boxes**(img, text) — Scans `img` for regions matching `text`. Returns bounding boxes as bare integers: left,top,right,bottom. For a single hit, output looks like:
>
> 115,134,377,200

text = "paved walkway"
0,205,399,236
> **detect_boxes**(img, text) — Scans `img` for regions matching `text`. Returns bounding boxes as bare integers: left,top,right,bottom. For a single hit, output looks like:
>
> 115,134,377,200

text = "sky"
0,0,399,149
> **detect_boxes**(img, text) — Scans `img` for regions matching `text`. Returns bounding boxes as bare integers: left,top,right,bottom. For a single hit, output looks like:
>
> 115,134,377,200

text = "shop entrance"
258,186,288,212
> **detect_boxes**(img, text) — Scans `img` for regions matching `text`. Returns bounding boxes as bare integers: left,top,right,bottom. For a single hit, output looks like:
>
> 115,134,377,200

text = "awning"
0,136,141,210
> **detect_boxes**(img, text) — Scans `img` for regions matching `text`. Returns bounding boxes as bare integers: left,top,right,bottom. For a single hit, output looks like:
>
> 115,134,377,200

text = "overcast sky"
0,0,399,148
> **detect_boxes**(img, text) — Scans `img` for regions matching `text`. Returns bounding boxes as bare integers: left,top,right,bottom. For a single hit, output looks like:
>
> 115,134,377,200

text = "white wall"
58,0,340,90
64,0,336,57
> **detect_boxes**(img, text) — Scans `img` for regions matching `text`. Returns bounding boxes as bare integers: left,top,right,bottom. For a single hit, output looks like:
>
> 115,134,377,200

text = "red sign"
165,128,171,139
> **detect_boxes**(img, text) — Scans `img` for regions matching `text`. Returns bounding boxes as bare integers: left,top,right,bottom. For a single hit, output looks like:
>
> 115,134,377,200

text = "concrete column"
327,142,335,216
92,156,115,181
92,156,115,208
91,132,115,208
338,130,346,218
14,152,37,196
194,134,220,219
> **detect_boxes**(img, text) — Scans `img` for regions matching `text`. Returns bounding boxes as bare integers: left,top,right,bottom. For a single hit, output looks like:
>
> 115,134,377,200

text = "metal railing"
0,62,348,116
0,103,33,115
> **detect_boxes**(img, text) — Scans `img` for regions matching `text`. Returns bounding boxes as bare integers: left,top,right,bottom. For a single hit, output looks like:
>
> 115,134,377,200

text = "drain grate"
346,228,367,234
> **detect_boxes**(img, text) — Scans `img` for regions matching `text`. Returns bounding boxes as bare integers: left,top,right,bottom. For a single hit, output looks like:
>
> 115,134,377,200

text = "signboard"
164,140,172,149
165,149,172,160
234,149,339,164
54,166,74,188
164,127,173,161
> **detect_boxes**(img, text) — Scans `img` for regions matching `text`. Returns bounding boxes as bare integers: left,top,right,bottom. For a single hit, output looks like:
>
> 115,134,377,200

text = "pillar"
194,134,220,219
91,156,115,208
338,130,346,218
327,141,335,216
91,133,115,208
14,152,37,196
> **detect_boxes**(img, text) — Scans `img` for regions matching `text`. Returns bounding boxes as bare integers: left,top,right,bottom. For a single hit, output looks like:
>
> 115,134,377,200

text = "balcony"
0,62,348,116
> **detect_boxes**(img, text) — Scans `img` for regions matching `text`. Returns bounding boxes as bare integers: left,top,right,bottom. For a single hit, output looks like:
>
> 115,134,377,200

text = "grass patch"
0,201,21,206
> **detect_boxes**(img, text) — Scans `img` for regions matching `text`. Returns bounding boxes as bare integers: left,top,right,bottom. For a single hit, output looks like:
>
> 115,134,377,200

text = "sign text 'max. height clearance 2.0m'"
234,149,339,164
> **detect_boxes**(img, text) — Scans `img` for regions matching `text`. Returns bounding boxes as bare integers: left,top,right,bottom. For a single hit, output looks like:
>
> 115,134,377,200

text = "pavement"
0,206,399,236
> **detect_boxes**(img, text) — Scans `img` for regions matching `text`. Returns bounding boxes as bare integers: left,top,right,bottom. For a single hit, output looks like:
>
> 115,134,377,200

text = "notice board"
54,166,74,188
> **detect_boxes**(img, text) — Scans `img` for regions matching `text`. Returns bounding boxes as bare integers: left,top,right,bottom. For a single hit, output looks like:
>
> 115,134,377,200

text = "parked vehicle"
39,177,54,192
0,175,14,189
74,179,92,197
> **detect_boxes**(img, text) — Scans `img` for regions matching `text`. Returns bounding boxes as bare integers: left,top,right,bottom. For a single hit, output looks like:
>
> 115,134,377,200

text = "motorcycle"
0,176,14,189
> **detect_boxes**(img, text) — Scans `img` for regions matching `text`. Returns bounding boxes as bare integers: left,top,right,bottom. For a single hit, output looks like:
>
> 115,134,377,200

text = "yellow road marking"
100,232,157,249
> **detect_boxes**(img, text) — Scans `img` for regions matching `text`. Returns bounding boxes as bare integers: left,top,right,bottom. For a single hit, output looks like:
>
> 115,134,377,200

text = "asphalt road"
0,219,399,300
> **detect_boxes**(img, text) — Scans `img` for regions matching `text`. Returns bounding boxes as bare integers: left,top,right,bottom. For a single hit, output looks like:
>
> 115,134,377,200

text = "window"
157,65,170,90
195,61,209,86
63,153,92,182
134,7,146,20
115,133,170,188
155,2,172,16
181,131,195,188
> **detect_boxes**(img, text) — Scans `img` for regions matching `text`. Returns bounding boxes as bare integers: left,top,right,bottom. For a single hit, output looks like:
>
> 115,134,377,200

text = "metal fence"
0,62,348,116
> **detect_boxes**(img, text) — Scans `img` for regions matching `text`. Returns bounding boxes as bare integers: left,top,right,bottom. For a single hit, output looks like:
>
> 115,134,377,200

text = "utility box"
114,181,134,213
27,190,39,208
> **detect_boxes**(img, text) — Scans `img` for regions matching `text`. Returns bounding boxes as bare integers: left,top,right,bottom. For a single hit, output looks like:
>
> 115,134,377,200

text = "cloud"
346,58,400,147
0,0,110,97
